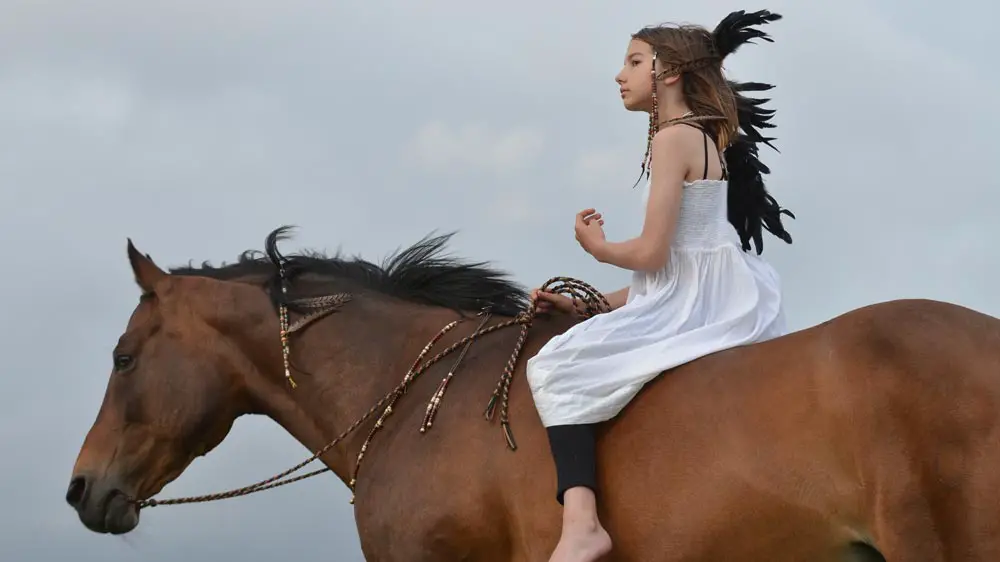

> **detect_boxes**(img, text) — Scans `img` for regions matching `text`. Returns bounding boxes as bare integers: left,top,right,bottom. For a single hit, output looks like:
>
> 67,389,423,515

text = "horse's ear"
126,238,167,294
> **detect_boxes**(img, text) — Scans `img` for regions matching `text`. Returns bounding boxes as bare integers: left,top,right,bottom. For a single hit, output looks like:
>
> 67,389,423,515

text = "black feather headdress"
714,9,794,254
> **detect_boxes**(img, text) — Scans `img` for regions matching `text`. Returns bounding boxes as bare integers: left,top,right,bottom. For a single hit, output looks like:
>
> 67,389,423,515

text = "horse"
67,227,1000,561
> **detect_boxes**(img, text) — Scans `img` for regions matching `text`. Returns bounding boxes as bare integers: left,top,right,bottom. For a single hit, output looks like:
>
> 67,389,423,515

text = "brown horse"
68,228,1000,561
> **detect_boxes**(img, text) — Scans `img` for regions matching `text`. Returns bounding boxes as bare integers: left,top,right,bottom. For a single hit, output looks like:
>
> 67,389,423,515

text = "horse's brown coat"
68,244,1000,561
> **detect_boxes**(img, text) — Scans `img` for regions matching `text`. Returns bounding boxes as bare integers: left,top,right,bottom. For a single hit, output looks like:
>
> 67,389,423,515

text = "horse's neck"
248,297,460,485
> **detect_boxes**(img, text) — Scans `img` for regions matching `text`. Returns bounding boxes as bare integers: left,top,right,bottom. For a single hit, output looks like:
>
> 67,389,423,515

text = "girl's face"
616,39,655,113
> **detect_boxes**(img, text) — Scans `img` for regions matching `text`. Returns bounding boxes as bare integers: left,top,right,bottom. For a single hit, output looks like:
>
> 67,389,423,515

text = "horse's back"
363,299,1000,561
510,299,1000,561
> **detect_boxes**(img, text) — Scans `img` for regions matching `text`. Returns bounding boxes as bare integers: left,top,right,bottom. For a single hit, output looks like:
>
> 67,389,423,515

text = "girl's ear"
660,74,680,86
653,57,681,87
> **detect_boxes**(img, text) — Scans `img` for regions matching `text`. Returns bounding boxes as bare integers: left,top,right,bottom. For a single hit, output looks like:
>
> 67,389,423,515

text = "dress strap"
678,122,727,181
701,129,709,180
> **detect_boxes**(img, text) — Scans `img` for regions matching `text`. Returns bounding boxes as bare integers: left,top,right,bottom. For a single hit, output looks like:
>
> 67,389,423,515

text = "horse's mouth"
98,489,140,535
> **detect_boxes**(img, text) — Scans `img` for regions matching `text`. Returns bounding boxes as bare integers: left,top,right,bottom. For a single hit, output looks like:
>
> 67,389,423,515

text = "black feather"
712,10,783,58
712,9,793,255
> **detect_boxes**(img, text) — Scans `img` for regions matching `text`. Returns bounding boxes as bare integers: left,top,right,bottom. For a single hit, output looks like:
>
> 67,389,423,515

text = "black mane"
170,226,529,317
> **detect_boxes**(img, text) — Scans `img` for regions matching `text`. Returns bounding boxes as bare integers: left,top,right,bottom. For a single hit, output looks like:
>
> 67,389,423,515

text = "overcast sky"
1,0,997,560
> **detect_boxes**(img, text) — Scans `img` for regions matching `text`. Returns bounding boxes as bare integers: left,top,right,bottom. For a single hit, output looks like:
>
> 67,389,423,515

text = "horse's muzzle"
66,473,139,534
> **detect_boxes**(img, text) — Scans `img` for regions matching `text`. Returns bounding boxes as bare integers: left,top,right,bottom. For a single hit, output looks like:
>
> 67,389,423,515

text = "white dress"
525,177,787,427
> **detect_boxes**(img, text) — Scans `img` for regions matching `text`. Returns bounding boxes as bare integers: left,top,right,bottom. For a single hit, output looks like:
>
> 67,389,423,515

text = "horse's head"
66,240,271,534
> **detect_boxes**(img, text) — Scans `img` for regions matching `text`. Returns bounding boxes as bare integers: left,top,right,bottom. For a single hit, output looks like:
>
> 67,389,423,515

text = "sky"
1,0,997,560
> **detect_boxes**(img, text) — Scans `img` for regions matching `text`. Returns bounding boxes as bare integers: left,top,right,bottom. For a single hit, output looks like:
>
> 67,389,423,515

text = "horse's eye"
114,354,135,371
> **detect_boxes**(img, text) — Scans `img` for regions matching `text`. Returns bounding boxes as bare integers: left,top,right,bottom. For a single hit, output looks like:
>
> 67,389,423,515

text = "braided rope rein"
131,276,609,508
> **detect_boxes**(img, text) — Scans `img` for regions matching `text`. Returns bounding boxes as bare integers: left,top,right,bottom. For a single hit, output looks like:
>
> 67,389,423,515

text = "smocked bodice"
642,179,740,250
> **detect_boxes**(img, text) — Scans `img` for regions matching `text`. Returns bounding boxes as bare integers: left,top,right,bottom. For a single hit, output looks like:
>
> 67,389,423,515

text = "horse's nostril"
66,475,87,508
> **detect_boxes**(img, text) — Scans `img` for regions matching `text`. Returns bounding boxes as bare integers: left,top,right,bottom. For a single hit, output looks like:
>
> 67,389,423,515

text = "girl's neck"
659,104,694,124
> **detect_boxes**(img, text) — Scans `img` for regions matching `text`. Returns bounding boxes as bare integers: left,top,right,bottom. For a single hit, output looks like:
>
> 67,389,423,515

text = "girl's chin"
622,99,649,113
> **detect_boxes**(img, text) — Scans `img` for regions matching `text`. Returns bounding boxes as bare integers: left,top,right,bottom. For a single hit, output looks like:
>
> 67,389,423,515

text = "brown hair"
632,23,739,150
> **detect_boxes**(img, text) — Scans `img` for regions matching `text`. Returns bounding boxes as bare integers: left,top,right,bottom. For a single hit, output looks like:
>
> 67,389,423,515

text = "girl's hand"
531,288,586,317
574,208,606,256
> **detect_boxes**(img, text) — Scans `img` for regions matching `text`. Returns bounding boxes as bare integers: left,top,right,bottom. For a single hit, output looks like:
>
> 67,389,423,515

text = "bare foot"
548,519,612,562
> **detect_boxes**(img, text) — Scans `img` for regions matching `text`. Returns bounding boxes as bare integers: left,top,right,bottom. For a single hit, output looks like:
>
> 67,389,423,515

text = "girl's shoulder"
650,122,718,181
652,121,710,149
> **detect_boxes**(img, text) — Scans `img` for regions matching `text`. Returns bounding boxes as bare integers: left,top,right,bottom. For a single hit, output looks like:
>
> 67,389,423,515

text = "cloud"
403,120,546,175
571,146,642,192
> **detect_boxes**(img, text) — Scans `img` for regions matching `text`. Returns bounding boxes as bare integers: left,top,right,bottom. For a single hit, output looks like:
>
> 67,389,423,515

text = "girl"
525,10,794,562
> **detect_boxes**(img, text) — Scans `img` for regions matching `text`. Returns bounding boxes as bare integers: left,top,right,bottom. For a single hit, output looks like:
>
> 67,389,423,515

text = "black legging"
546,424,598,504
